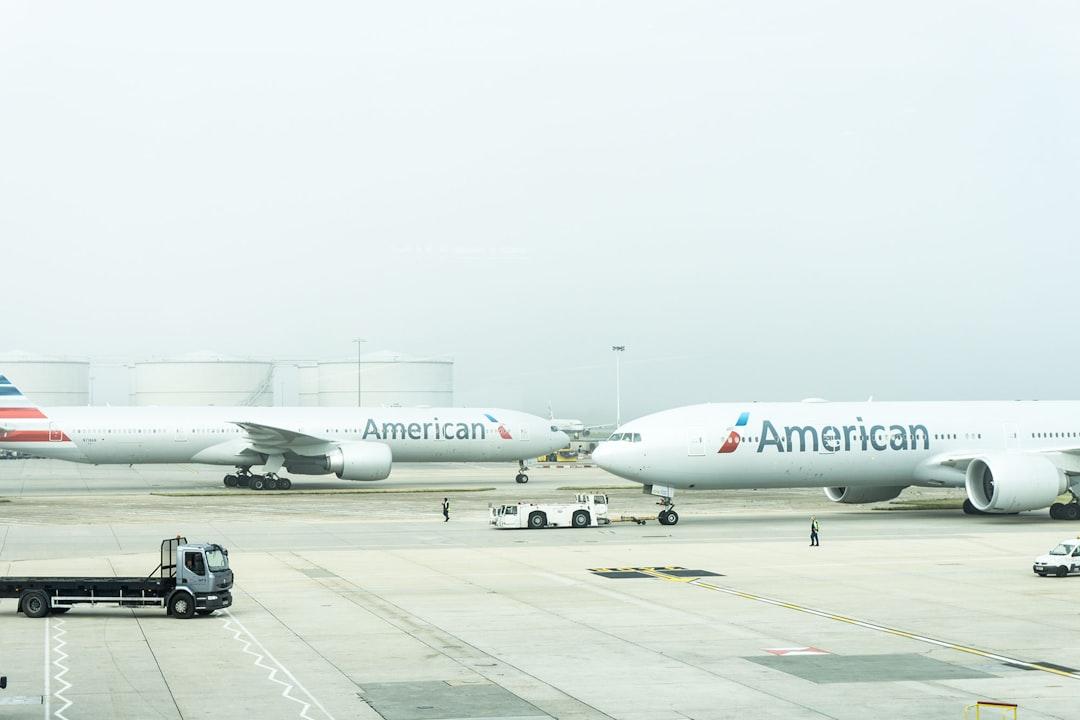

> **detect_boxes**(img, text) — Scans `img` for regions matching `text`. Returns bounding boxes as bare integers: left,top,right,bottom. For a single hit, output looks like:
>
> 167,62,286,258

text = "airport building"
312,351,453,407
133,354,274,406
0,351,90,406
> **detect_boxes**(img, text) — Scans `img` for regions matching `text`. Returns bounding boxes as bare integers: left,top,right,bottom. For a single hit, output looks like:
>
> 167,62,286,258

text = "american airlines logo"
360,414,512,442
719,414,930,454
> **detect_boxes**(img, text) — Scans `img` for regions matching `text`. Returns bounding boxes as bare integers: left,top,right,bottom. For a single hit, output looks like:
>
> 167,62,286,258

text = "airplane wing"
229,421,337,455
917,448,1080,486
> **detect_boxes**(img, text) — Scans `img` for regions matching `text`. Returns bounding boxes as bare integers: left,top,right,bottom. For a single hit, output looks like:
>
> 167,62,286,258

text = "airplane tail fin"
0,374,48,420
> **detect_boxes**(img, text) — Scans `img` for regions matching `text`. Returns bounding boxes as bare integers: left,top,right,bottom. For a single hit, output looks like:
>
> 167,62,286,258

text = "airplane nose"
593,442,621,475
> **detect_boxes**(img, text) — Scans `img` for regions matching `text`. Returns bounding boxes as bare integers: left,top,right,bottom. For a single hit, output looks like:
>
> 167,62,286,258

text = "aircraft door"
687,427,705,456
175,427,188,442
1003,423,1020,450
48,423,63,442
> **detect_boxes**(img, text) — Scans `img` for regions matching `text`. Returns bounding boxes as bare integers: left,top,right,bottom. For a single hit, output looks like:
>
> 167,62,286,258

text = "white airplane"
592,400,1080,525
0,373,568,490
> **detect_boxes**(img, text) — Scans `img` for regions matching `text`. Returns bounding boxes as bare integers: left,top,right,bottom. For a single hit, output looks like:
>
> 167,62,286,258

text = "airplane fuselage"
593,401,1080,491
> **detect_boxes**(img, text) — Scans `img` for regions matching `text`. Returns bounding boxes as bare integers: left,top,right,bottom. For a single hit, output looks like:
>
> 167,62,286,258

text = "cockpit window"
608,433,622,441
550,426,559,432
632,433,641,442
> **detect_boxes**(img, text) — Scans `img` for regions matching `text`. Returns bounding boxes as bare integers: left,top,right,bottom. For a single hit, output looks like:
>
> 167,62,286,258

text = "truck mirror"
1,676,7,690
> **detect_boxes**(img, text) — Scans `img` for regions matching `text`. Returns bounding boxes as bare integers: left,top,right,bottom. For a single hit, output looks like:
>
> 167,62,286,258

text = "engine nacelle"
325,442,393,481
824,485,907,504
965,454,1065,513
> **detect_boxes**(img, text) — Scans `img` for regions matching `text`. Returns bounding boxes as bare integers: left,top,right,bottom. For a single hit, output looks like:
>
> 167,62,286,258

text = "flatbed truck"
0,537,233,619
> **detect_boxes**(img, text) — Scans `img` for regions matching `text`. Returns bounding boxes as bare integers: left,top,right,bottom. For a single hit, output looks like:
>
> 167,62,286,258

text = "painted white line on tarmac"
50,618,73,720
42,613,49,720
222,610,336,720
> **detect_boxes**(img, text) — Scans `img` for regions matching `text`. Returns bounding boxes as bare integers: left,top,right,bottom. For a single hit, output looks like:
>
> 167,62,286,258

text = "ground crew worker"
442,497,450,522
809,516,820,546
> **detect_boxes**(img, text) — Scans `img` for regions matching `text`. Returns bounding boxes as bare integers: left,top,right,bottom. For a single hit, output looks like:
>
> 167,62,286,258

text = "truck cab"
1033,537,1080,577
176,542,233,599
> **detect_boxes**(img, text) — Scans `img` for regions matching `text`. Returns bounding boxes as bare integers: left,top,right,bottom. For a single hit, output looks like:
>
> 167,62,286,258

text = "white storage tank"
298,362,319,406
134,353,274,406
317,351,453,407
0,351,90,406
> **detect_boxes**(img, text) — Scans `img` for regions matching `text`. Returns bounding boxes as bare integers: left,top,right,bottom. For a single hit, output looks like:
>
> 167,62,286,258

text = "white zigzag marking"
222,613,333,720
51,618,73,720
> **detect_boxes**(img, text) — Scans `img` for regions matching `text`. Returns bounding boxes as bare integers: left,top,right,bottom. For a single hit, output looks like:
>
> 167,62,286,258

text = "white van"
1033,538,1080,577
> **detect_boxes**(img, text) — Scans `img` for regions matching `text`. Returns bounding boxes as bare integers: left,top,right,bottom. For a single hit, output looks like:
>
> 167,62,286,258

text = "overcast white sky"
2,2,1078,421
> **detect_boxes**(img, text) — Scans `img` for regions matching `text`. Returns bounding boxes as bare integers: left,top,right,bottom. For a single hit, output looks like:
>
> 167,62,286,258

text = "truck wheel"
572,511,590,528
1056,567,1068,578
528,512,546,529
168,593,196,619
21,591,50,618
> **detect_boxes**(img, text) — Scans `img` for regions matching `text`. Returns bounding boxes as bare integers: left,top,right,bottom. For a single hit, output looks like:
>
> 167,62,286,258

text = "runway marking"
50,618,73,720
42,618,49,720
222,610,336,720
624,568,1080,681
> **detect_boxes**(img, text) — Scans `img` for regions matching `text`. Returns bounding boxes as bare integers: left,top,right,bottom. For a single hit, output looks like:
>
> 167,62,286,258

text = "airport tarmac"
1,460,1078,719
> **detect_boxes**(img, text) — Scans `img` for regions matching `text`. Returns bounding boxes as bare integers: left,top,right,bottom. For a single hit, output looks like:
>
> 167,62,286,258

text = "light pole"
612,345,625,427
354,338,367,407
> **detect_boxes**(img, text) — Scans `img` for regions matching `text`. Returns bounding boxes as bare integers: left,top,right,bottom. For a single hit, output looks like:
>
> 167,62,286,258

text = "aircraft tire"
658,510,671,525
251,476,266,491
224,475,238,488
665,510,679,525
265,477,278,491
279,478,292,490
1061,503,1080,521
1050,503,1064,519
515,473,528,484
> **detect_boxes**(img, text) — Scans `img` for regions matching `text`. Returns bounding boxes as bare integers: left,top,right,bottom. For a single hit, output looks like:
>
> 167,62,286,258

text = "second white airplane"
594,400,1080,524
0,373,568,490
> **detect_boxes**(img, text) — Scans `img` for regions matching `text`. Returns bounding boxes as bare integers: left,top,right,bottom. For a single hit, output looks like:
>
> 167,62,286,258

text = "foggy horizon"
3,2,1078,423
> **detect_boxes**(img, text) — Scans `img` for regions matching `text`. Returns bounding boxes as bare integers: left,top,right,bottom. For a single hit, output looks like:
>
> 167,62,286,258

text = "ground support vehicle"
491,494,610,529
0,537,233,618
1033,537,1080,577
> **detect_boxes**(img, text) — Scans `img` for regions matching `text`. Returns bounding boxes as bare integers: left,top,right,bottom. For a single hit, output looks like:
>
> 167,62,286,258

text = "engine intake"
964,454,1065,513
326,442,392,481
824,485,906,504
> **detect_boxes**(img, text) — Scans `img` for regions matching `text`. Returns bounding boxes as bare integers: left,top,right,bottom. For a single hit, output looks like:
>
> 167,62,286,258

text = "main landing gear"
657,496,679,526
223,467,292,491
1050,491,1080,521
515,460,529,484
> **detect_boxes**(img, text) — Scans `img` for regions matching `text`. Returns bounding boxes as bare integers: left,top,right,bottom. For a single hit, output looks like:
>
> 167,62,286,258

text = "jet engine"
325,442,393,481
964,454,1065,513
823,485,907,504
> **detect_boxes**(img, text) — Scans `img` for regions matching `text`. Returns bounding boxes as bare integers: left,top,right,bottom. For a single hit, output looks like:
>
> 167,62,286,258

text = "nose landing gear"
657,497,679,525
515,460,529,484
